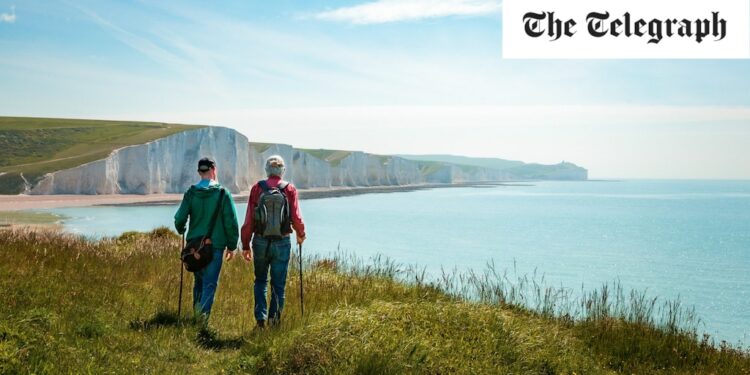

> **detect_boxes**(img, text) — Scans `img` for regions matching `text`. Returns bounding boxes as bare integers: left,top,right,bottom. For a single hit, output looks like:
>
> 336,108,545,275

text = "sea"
41,180,750,344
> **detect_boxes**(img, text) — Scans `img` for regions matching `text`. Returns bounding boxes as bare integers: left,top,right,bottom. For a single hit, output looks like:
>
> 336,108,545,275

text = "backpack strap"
259,179,288,192
278,181,291,227
205,188,225,240
258,180,269,193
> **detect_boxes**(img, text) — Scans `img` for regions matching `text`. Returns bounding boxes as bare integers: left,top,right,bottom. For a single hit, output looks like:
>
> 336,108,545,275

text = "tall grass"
431,260,702,334
1,228,748,374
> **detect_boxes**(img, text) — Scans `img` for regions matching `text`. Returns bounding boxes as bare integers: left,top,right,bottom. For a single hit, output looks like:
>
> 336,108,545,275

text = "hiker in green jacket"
174,157,239,322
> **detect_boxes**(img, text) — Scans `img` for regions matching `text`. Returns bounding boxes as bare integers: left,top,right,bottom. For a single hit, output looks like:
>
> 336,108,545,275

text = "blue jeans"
253,236,291,323
193,248,224,320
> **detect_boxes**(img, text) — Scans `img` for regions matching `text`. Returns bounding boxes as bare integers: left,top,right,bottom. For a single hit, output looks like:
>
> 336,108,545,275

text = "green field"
399,154,589,180
1,229,747,374
298,149,395,167
398,154,526,171
415,160,448,176
0,117,202,194
248,142,276,154
298,148,354,167
249,144,362,167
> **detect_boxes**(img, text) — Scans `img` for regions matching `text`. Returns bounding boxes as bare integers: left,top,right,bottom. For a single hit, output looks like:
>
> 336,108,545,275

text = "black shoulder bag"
181,188,225,272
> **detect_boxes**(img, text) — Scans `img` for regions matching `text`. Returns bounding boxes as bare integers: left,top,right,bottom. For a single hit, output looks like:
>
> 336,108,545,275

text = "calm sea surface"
43,180,750,343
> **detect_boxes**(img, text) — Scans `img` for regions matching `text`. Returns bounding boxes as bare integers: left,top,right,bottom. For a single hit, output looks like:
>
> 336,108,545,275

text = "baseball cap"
197,157,216,172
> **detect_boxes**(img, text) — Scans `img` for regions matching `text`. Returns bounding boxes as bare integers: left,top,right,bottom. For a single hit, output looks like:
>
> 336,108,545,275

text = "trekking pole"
178,233,184,318
298,243,304,317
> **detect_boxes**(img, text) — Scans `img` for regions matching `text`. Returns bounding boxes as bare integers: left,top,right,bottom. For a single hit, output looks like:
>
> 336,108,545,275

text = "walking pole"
178,233,184,318
298,242,304,317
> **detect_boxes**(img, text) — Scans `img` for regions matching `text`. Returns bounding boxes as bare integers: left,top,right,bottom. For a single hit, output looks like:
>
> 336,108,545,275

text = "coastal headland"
1,117,587,197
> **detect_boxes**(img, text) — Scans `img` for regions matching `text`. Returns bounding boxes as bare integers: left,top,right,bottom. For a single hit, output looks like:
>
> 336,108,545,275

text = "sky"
0,0,749,179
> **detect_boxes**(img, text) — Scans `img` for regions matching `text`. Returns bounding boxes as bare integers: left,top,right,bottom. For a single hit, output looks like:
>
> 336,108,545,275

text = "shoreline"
0,181,530,211
114,181,530,206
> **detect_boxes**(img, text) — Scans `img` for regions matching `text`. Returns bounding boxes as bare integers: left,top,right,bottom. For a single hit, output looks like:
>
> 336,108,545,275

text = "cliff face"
290,149,332,188
329,153,422,188
32,127,251,194
29,127,588,195
248,146,422,189
504,162,589,181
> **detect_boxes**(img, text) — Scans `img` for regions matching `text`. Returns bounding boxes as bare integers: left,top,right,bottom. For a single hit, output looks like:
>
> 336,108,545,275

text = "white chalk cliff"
30,127,587,195
32,127,251,194
247,144,425,189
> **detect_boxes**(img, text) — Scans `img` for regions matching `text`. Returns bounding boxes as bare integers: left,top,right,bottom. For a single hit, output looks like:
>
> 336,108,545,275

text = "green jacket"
174,183,239,251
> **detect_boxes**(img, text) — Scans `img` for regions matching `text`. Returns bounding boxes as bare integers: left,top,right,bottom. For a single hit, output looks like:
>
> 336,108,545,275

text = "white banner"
502,0,750,59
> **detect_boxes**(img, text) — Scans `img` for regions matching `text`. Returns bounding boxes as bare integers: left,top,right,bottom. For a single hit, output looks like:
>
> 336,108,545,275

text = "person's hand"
225,250,235,261
296,234,306,245
242,249,253,262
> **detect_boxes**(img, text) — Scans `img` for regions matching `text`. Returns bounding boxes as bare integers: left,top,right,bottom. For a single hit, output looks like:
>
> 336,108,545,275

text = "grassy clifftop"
297,148,355,167
398,154,526,171
0,117,202,194
1,229,747,374
401,154,589,180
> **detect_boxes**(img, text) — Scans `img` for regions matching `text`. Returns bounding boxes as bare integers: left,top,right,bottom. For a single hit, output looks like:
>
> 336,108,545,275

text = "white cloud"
0,5,16,23
69,3,231,98
313,0,501,24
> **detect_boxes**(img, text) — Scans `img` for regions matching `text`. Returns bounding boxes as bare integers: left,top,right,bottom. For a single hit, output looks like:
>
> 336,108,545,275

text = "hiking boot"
256,320,266,330
269,318,281,328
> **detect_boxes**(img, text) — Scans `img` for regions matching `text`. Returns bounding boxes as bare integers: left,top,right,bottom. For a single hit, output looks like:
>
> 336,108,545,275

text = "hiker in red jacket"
241,155,306,328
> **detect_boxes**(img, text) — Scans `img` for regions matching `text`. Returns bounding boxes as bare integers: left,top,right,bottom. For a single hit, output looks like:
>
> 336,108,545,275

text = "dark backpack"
254,180,291,239
181,188,225,272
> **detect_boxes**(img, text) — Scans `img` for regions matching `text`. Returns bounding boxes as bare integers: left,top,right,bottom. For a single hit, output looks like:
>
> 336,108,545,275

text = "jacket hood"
190,183,224,198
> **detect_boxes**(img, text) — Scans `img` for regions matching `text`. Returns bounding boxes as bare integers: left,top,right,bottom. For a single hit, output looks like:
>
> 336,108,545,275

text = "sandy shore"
0,182,522,211
0,193,188,211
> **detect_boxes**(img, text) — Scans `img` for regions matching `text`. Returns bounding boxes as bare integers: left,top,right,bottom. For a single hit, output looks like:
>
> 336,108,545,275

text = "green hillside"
248,142,277,154
398,154,525,171
399,154,588,180
505,161,588,180
0,117,202,194
298,148,354,167
1,229,747,373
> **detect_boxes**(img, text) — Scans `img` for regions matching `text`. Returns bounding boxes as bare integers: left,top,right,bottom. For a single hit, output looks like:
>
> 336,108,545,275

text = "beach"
0,181,518,211
0,193,187,211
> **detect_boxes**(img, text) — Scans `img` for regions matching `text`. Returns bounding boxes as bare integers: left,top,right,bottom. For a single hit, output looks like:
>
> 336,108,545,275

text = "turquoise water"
45,180,750,343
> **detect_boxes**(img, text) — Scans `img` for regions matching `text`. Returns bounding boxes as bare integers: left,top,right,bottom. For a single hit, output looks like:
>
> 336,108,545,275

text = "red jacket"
241,176,305,249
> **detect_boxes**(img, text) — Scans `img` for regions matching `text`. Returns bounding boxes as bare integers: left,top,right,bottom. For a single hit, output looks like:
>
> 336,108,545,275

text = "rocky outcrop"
32,127,251,194
28,127,588,195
